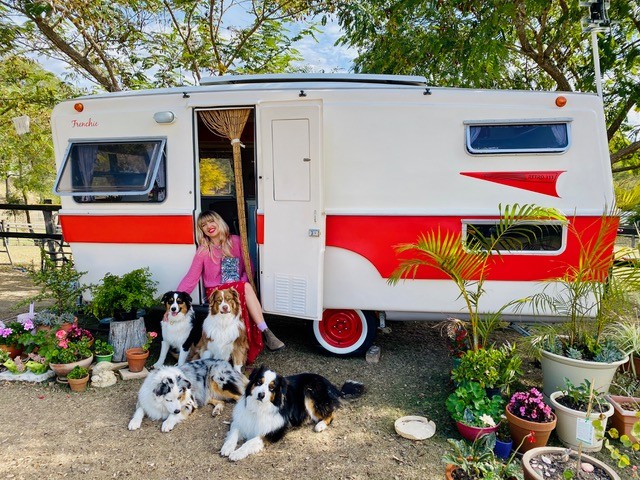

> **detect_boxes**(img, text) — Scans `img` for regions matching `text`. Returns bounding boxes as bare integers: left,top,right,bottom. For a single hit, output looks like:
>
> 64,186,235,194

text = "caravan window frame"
464,118,572,154
462,220,566,255
53,137,167,203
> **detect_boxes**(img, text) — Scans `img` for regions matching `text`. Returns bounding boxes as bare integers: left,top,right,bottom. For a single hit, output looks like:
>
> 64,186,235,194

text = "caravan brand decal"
71,118,99,128
460,171,566,197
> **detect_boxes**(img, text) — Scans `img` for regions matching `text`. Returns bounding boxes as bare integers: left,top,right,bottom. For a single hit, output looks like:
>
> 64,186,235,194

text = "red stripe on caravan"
325,215,616,281
460,171,566,197
59,215,194,244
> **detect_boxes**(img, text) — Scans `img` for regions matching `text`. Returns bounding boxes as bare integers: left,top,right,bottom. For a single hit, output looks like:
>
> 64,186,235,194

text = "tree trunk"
108,317,146,362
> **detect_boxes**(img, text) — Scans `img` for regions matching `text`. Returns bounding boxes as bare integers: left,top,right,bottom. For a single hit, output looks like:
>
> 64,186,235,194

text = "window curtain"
77,145,98,201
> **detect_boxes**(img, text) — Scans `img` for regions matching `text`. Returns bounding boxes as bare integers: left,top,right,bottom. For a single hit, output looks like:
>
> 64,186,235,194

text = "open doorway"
195,107,258,283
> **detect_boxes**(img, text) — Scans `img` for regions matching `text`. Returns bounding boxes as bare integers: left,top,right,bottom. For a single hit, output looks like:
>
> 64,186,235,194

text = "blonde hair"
196,210,233,261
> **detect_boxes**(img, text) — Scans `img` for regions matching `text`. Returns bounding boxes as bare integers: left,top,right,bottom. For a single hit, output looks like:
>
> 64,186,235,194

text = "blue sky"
293,18,357,73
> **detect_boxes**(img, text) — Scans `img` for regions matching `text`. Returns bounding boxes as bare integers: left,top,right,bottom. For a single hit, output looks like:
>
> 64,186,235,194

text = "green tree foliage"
0,0,335,92
334,0,640,172
0,55,76,204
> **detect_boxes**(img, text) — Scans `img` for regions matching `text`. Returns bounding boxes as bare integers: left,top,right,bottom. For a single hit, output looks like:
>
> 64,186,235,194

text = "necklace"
213,243,222,250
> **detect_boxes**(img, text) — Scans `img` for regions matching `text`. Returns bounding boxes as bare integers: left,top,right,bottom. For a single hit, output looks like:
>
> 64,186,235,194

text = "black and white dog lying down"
220,366,364,461
128,358,247,432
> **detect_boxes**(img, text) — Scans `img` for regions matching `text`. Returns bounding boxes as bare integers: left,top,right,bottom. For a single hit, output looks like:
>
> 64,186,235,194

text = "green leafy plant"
556,379,610,413
446,381,505,428
442,432,524,480
67,365,89,380
88,268,158,320
389,204,566,350
94,339,114,356
451,343,522,392
24,250,86,316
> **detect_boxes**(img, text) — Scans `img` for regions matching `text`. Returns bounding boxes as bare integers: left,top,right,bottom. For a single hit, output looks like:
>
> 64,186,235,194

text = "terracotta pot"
521,446,620,480
549,391,614,452
444,464,456,480
125,347,149,373
68,375,90,392
455,420,500,442
49,355,94,380
58,320,78,332
606,394,640,443
505,406,557,453
0,344,23,359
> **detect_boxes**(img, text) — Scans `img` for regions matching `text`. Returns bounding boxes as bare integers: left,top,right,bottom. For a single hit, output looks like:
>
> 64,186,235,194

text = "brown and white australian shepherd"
220,366,365,461
197,287,248,373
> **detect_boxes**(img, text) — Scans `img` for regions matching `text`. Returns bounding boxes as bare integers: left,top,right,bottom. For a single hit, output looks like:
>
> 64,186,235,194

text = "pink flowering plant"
141,331,157,352
38,328,93,364
0,318,35,348
507,387,554,423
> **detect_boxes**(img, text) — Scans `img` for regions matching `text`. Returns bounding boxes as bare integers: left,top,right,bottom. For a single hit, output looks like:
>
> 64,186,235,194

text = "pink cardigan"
177,235,248,295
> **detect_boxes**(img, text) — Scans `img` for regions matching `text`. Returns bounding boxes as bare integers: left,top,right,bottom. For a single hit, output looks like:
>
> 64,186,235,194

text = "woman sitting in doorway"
176,210,285,359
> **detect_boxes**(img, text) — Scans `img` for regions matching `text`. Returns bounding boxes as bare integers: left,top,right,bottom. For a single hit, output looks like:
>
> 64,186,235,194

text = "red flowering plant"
507,387,554,423
440,318,471,358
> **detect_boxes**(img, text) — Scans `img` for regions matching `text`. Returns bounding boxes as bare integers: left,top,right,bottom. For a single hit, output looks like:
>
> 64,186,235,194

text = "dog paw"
212,404,224,416
127,420,141,431
220,442,234,457
313,420,328,432
161,420,176,433
228,450,246,462
151,362,162,370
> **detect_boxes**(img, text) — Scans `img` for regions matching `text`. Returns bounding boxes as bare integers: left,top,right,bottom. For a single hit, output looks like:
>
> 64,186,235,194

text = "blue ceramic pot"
494,437,513,460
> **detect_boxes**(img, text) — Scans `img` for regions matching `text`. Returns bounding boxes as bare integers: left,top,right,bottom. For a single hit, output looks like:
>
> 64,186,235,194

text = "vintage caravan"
50,74,616,355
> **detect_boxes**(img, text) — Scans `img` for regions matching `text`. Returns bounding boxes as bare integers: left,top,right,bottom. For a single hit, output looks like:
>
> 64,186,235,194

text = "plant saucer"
394,416,436,440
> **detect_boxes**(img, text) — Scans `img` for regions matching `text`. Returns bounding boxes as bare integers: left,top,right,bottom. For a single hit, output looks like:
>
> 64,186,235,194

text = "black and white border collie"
153,291,201,369
220,366,364,461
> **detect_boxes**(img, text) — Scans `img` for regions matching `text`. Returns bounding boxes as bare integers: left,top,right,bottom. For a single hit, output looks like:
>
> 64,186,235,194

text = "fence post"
42,199,57,263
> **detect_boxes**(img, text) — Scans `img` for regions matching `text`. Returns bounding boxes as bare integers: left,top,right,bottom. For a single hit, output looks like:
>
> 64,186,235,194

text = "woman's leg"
244,282,285,351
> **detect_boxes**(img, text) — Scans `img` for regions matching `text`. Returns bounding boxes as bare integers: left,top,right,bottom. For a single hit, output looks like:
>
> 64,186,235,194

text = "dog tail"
339,380,364,399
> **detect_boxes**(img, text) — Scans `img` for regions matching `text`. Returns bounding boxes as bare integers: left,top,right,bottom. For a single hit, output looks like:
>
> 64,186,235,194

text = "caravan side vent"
274,274,307,316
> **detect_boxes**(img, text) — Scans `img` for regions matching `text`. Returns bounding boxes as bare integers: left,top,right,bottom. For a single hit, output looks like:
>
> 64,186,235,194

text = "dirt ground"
0,263,454,480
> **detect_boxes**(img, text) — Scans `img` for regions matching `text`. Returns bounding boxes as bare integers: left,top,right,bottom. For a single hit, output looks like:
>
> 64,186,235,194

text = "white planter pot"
541,349,628,399
549,391,613,452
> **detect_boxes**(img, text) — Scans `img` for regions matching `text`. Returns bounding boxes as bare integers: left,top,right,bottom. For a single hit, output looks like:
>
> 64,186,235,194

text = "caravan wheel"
312,309,377,357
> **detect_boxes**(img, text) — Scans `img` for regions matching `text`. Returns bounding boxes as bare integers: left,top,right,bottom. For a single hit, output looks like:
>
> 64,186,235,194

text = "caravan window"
53,139,166,203
465,121,570,154
463,221,564,253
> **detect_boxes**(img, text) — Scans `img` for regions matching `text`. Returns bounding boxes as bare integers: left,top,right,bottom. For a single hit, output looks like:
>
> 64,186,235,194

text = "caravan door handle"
303,157,311,162
308,229,320,237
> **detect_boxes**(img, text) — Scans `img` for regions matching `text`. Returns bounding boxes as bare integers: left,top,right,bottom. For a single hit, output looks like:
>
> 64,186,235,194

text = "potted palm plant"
525,215,635,398
389,204,566,351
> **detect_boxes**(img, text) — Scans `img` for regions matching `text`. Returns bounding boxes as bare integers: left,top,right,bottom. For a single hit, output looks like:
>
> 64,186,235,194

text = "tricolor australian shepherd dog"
220,366,364,461
128,358,247,432
153,291,201,369
197,287,248,373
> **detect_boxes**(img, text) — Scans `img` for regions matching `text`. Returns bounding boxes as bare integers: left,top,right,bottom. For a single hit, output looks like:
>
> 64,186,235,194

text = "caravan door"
258,101,324,320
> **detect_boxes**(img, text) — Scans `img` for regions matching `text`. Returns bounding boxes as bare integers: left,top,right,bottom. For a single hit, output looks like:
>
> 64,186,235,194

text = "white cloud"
292,18,357,73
